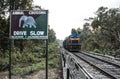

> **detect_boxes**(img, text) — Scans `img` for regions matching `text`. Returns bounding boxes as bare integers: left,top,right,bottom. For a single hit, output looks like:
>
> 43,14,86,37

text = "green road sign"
10,10,48,39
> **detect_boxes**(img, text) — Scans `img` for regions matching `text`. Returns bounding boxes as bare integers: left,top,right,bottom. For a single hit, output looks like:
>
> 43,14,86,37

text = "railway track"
61,49,93,79
74,52,120,79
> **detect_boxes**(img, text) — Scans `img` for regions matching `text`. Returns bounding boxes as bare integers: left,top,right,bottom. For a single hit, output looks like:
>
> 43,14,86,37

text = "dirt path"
0,69,62,79
0,71,9,79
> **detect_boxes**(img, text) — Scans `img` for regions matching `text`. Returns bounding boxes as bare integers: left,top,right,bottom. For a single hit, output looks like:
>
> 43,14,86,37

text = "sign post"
46,39,48,79
10,10,48,79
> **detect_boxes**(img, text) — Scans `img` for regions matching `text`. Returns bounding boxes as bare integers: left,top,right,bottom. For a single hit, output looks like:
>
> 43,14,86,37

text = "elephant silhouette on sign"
19,11,36,28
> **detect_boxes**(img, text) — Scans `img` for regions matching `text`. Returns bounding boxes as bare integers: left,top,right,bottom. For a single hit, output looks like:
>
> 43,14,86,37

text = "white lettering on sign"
12,11,23,15
29,11,46,14
30,31,44,35
14,31,27,35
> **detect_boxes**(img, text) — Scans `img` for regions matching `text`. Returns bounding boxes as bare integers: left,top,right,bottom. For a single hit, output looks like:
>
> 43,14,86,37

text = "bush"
12,62,45,75
93,49,100,53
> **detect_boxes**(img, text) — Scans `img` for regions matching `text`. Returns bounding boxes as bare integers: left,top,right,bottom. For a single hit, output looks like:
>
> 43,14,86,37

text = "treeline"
0,0,61,75
72,7,120,57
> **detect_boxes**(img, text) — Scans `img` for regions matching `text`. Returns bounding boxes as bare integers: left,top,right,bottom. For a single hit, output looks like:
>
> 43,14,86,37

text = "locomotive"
63,34,81,52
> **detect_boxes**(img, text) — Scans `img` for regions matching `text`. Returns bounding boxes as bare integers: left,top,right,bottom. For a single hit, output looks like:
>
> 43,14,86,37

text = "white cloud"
33,0,120,40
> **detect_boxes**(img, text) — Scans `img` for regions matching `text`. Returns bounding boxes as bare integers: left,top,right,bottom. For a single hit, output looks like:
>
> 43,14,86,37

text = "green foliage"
10,42,61,75
73,7,120,57
82,37,99,51
11,51,40,65
48,43,61,69
80,7,120,57
0,17,9,54
92,7,120,49
71,28,77,34
12,62,45,75
0,50,9,71
0,57,9,71
93,49,101,53
48,27,56,43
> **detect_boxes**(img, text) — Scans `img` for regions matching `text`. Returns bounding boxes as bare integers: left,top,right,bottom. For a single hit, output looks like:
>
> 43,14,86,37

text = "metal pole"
67,68,70,79
9,0,14,79
9,40,11,79
9,39,14,79
9,0,12,78
45,39,48,79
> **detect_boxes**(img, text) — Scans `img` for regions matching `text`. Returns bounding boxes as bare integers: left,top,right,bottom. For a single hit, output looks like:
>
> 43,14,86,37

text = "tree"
0,0,10,54
88,6,120,56
76,28,82,34
80,23,93,50
71,28,77,34
94,7,120,49
48,26,56,43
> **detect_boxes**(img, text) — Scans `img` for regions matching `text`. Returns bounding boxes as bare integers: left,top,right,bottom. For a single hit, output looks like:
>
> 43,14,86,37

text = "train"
63,34,81,52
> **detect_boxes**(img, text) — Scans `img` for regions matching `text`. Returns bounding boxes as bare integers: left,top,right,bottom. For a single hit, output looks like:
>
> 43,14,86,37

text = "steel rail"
81,51,120,68
65,50,93,79
74,52,120,79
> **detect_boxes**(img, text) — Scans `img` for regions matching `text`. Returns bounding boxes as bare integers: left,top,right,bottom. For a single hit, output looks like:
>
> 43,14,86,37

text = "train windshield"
70,34,80,38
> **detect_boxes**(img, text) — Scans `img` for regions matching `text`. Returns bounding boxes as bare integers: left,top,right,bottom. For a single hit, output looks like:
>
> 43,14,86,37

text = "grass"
0,42,62,76
12,61,45,75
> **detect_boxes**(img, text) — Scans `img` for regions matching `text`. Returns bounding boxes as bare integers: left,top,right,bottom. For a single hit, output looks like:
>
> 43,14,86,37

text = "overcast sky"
33,0,120,40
